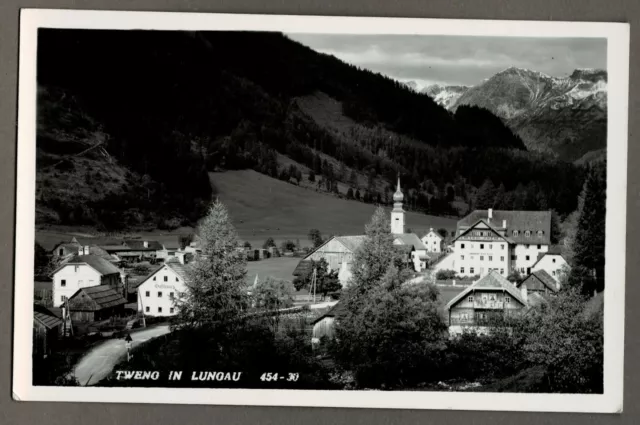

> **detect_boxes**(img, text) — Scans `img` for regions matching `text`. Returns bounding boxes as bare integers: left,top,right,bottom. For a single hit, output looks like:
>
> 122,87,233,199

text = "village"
32,177,575,387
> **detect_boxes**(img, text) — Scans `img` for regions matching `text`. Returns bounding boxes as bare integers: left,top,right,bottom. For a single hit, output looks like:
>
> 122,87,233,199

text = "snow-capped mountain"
422,84,469,109
436,67,607,162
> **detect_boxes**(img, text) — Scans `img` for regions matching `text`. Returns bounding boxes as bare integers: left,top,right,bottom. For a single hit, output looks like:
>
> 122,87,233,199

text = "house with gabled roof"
136,259,191,317
421,227,444,253
51,255,124,308
445,270,529,336
517,269,560,295
531,245,568,281
452,208,553,278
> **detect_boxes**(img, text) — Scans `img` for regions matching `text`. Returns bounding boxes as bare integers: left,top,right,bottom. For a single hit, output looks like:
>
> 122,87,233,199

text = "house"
67,285,127,322
311,301,348,347
445,270,529,336
531,245,568,281
51,255,123,307
421,228,444,253
136,260,191,317
452,209,552,278
156,241,188,264
293,178,428,284
33,304,63,358
517,269,560,295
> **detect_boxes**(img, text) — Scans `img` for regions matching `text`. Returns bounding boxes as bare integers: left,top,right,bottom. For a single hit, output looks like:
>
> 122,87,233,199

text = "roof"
124,240,164,250
136,262,192,289
393,244,414,254
526,292,550,309
162,241,181,250
457,210,551,245
334,235,367,252
69,285,127,310
312,301,348,325
393,233,427,250
518,270,558,292
33,304,63,329
52,242,81,253
293,259,313,276
452,219,515,244
445,270,527,310
70,236,122,246
55,254,121,276
422,230,443,240
532,246,565,268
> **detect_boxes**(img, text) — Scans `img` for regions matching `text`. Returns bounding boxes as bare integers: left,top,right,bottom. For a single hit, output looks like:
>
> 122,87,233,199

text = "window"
153,276,156,281
513,230,519,236
482,295,487,302
470,244,474,249
500,268,504,274
61,279,66,287
468,296,474,303
460,267,465,273
470,267,475,274
158,307,163,313
145,291,150,297
480,256,484,261
505,297,511,303
480,244,485,249
537,244,541,249
552,271,556,276
145,306,150,312
500,256,504,261
526,255,530,261
501,244,505,250
552,258,556,263
489,256,493,261
158,291,162,297
175,277,179,282
61,295,67,303
511,255,517,260
525,231,531,237
170,292,175,299
164,276,168,282
489,244,493,249
170,308,174,314
537,230,544,237
460,255,464,260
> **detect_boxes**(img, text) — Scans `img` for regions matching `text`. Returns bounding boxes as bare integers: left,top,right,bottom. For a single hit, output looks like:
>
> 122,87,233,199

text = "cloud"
287,34,607,87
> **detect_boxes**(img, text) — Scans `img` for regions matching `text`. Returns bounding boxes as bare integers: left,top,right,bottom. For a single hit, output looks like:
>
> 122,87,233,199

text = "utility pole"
125,333,132,362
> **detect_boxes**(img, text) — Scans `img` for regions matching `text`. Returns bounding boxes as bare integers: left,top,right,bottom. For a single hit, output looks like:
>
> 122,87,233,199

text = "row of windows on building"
153,276,179,282
465,230,545,238
467,295,511,304
144,291,184,298
144,306,174,314
459,243,543,250
460,267,505,275
460,254,539,262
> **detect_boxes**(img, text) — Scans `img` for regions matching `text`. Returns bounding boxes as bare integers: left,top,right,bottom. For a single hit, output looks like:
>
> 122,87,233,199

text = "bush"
436,269,457,280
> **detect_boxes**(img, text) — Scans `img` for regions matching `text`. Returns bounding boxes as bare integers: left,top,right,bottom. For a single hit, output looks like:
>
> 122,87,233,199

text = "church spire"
391,175,405,234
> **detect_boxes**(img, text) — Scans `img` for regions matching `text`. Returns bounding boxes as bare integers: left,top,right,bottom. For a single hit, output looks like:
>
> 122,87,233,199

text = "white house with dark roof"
531,245,568,281
51,255,123,307
452,208,552,278
136,260,191,317
421,228,443,253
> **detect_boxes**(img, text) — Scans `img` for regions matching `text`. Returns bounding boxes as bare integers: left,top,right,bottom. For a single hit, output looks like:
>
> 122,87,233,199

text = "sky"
286,34,607,90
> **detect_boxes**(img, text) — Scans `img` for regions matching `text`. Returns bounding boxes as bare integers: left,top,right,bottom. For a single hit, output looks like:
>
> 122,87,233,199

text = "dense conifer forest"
36,29,587,229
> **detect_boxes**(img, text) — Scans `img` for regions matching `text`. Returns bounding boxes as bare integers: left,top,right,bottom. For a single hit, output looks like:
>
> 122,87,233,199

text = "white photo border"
13,8,629,413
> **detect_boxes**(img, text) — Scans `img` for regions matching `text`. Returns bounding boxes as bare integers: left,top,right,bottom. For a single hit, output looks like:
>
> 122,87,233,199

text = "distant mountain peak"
422,84,469,109
569,68,607,82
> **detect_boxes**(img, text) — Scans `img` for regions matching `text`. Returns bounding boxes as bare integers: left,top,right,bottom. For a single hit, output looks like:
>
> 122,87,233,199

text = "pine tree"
571,162,606,292
346,187,354,199
494,183,506,208
475,179,497,210
178,201,249,328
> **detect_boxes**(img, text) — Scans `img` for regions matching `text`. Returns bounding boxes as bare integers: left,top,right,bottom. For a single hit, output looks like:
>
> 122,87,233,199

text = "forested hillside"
36,29,586,230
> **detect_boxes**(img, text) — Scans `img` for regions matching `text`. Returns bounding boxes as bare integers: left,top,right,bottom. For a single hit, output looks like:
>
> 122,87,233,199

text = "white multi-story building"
137,260,190,317
452,208,552,278
51,255,123,307
531,246,569,281
421,228,443,253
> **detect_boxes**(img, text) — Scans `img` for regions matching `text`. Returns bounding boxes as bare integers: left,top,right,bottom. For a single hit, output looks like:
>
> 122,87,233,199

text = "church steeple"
391,174,405,234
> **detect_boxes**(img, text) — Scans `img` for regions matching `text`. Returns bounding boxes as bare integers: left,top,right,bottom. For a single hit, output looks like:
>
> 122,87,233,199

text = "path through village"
73,324,171,386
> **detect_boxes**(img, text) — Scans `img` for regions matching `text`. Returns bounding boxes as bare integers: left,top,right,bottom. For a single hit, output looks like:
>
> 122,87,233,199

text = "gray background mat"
1,0,637,424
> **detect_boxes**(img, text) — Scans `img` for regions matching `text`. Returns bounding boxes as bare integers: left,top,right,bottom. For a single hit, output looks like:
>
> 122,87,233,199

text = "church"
293,178,430,286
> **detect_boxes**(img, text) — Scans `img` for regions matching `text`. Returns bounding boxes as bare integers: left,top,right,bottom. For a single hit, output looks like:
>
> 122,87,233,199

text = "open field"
211,170,458,248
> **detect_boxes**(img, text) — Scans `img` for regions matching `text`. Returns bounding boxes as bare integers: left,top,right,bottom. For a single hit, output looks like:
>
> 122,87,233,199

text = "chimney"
502,219,507,229
520,283,528,304
143,240,148,248
83,246,89,255
488,208,493,220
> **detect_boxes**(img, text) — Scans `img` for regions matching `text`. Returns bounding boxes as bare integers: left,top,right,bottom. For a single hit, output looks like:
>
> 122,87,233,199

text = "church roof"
445,270,527,310
457,210,551,245
393,233,427,250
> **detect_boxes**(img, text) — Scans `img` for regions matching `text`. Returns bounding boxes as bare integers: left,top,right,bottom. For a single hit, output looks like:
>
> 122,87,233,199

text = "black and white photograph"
13,9,629,412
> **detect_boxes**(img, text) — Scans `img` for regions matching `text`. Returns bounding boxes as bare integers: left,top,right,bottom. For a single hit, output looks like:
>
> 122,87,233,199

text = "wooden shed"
311,301,347,347
68,284,127,322
33,304,63,358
